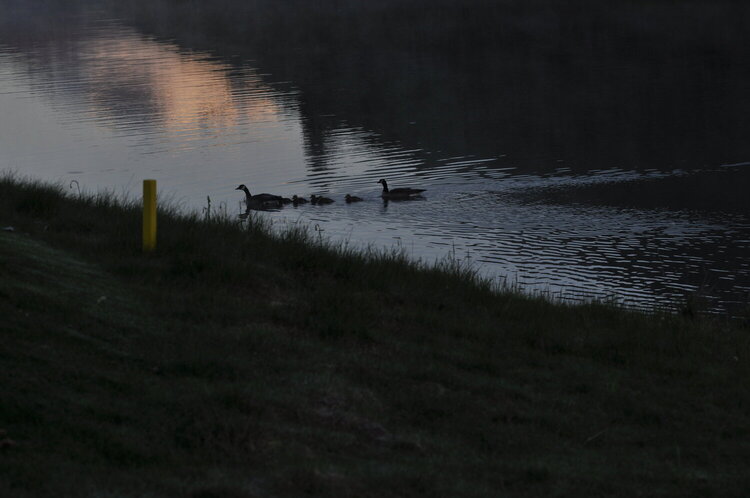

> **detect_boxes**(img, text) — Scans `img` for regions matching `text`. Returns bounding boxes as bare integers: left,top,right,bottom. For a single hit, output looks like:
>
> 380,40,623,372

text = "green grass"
1,174,749,497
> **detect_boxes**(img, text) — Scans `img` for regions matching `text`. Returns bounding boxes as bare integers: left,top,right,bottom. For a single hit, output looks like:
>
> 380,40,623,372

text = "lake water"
1,0,749,315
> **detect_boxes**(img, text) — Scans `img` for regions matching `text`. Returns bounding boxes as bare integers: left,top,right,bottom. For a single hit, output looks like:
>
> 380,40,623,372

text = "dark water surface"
1,0,749,314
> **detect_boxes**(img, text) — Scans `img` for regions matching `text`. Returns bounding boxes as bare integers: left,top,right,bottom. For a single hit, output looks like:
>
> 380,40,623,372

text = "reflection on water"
1,0,749,315
84,37,283,136
0,3,305,197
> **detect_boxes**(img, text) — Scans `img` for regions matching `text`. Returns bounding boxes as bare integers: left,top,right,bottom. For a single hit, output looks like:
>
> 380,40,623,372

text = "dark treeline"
110,0,750,175
115,0,749,57
8,0,750,177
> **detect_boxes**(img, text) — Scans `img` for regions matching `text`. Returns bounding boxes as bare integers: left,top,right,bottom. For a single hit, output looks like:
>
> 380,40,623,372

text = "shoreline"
1,175,748,496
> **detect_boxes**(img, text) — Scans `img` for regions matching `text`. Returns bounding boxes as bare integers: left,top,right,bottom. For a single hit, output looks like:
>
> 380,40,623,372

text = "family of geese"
235,178,425,210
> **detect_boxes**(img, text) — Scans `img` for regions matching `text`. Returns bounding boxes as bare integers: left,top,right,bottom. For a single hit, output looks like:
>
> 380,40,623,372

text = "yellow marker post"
143,179,157,252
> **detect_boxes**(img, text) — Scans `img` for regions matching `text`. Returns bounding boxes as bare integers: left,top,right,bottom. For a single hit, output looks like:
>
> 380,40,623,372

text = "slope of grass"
1,175,749,497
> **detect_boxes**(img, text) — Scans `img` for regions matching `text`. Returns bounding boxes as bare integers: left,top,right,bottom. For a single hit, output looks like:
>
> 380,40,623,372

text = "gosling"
311,194,334,205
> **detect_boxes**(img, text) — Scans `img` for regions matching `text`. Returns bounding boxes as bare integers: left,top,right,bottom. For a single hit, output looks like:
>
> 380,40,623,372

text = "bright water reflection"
1,1,749,315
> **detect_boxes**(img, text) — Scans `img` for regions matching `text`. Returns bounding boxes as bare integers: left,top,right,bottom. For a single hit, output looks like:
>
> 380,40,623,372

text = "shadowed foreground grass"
1,175,749,497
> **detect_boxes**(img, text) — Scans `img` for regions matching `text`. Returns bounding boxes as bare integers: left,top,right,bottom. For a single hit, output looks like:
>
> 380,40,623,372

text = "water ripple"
1,5,748,315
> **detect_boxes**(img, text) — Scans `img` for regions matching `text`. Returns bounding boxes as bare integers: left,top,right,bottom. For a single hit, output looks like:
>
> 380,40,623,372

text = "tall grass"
1,174,749,496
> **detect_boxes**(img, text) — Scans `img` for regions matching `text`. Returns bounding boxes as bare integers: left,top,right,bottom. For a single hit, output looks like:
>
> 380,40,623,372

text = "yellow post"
143,179,157,252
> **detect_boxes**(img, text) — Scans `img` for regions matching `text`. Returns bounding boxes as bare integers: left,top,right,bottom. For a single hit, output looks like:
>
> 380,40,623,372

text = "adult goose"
235,184,288,208
377,179,425,199
345,194,363,203
311,194,334,205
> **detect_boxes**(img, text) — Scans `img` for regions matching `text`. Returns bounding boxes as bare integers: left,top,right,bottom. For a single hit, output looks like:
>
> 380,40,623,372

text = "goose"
377,179,425,199
292,195,308,205
235,184,287,208
311,194,334,205
345,194,363,203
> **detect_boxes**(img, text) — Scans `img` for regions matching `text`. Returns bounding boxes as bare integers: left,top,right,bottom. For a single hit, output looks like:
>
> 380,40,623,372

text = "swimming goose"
311,194,334,205
377,179,425,199
292,195,308,205
235,184,286,208
345,194,363,203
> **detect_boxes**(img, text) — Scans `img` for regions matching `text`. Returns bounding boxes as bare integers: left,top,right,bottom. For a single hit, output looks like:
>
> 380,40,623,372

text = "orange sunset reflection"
81,33,282,135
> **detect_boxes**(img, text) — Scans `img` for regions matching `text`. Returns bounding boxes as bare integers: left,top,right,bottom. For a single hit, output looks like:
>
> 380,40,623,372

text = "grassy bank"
1,175,749,497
